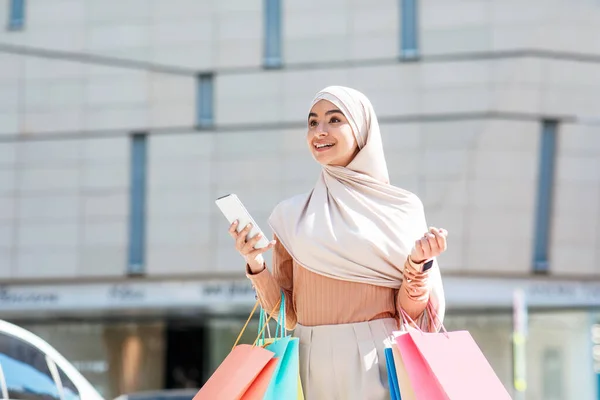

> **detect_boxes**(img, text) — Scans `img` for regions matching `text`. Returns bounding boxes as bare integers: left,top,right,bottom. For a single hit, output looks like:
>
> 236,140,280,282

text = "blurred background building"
0,0,600,398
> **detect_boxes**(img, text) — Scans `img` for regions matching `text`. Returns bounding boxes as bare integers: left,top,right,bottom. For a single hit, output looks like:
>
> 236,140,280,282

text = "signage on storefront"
1,276,600,316
442,277,600,309
0,279,258,316
0,285,60,305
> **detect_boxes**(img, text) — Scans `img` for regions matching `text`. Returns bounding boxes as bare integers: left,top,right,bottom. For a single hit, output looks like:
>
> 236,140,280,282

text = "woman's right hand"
228,221,276,273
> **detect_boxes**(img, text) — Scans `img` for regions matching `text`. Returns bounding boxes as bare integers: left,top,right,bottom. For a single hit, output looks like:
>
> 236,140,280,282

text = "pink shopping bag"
395,305,511,400
194,344,276,400
195,300,283,400
390,345,417,400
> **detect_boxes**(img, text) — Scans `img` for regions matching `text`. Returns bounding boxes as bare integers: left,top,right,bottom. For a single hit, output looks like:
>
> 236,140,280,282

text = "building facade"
1,0,600,398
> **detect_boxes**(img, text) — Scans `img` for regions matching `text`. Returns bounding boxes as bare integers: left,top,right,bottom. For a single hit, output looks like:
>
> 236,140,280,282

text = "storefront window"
206,317,262,376
19,322,166,399
444,311,513,390
445,310,596,400
11,308,596,399
528,311,594,400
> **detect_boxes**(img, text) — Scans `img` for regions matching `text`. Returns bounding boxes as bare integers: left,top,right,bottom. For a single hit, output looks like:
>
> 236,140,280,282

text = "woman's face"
306,100,359,167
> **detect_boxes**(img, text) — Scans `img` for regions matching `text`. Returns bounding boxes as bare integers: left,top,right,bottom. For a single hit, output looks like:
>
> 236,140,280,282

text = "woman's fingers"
242,232,265,253
229,219,275,264
412,227,449,263
235,223,253,252
425,232,438,254
420,236,431,256
228,220,239,238
430,227,448,252
247,240,277,259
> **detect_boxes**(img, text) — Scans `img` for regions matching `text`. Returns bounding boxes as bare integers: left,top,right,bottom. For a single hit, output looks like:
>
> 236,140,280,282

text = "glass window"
528,311,593,399
444,312,513,389
400,0,419,59
0,332,61,400
56,367,80,400
8,0,26,31
532,120,558,273
128,133,148,275
263,0,282,68
445,310,596,399
541,347,564,400
196,74,214,128
19,322,165,399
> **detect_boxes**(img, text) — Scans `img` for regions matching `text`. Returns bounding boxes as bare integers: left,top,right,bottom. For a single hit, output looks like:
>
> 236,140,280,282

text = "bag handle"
399,303,449,338
232,298,282,350
426,301,448,336
253,298,282,346
399,308,419,331
233,300,260,350
257,291,286,344
275,291,286,339
258,304,267,344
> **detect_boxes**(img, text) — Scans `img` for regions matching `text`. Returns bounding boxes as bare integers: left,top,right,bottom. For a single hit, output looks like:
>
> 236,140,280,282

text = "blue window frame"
532,120,558,273
8,0,25,31
197,73,214,128
400,0,419,59
128,133,147,275
264,0,282,68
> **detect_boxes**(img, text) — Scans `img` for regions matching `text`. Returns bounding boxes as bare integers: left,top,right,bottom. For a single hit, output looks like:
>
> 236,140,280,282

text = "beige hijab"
268,86,445,330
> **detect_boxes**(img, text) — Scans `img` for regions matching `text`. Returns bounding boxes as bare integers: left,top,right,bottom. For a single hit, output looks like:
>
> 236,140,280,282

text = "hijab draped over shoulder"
268,86,445,330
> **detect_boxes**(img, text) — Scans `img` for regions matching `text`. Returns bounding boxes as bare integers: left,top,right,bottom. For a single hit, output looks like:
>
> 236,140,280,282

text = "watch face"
422,260,434,271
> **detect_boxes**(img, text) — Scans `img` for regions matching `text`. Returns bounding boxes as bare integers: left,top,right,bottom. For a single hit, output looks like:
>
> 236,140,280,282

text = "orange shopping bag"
194,300,282,400
242,357,279,399
394,305,512,400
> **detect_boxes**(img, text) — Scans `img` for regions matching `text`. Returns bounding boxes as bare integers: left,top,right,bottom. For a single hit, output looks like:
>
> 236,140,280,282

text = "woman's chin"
311,152,331,165
312,151,353,167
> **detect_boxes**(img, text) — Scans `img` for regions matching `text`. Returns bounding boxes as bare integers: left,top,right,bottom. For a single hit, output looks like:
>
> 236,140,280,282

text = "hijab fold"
268,86,445,331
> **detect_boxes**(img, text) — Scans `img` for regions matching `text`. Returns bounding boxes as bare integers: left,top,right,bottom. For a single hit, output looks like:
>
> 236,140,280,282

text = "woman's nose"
315,123,327,136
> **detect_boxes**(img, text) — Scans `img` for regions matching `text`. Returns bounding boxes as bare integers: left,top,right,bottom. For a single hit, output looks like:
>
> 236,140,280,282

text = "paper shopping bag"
194,344,275,400
395,330,512,400
263,336,301,399
384,348,400,400
241,357,279,399
391,343,417,400
297,373,304,400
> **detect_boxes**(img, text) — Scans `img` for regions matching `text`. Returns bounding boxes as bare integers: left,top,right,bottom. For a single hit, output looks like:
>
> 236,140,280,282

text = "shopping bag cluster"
194,293,303,400
385,303,512,400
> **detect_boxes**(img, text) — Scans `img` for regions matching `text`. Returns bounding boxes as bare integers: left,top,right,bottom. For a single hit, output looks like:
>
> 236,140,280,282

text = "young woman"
229,86,447,399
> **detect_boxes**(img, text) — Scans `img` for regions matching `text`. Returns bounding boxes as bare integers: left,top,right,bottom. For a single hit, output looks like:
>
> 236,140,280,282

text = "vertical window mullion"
197,73,214,128
533,120,558,273
400,0,419,59
128,133,147,275
264,0,282,68
8,0,26,31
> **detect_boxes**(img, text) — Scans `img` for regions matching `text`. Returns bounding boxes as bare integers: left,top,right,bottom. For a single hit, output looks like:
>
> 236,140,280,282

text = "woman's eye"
309,120,317,127
330,117,340,123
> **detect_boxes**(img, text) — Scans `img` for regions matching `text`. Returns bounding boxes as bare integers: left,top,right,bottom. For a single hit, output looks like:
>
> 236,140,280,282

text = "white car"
0,320,104,400
114,389,197,400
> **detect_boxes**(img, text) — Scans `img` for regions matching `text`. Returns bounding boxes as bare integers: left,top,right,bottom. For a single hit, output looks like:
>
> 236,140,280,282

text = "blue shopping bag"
385,347,401,400
257,292,301,399
264,336,300,399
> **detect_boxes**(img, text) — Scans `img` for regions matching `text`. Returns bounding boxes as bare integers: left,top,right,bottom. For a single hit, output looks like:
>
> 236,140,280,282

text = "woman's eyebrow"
308,109,343,120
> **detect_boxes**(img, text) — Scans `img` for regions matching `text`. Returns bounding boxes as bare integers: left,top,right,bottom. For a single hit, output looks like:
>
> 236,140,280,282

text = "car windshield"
0,330,81,400
0,354,60,399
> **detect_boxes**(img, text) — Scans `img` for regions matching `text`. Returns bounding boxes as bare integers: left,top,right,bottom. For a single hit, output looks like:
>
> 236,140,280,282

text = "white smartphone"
215,194,270,249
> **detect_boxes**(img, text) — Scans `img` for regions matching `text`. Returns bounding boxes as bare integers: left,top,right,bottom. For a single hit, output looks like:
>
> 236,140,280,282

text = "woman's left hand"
410,227,448,264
